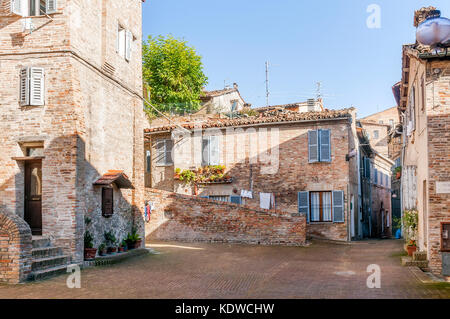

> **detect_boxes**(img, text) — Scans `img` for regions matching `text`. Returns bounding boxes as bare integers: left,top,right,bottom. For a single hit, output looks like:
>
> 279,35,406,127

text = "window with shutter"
319,129,331,162
230,196,242,205
165,139,173,165
374,168,378,185
308,130,319,163
19,68,30,106
30,67,44,106
202,137,210,166
202,136,220,166
45,0,56,14
102,187,114,218
117,25,125,57
11,0,23,15
155,139,173,165
332,190,345,223
298,191,309,223
125,30,132,61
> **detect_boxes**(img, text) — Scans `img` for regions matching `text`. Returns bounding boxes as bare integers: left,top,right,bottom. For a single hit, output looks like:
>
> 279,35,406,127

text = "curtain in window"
310,193,320,222
323,192,332,221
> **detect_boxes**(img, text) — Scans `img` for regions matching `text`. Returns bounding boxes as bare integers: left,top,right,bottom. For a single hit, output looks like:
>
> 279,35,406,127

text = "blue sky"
142,0,450,118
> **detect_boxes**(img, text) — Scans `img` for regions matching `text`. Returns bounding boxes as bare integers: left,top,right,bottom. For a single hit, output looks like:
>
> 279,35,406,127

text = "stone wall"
0,212,32,284
145,188,307,246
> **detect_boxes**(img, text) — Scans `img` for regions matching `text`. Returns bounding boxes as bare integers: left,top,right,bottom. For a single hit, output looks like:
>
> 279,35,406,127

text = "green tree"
143,35,208,115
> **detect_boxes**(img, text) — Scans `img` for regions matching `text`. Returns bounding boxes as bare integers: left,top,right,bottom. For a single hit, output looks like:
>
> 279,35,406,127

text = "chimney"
233,83,238,90
414,6,437,27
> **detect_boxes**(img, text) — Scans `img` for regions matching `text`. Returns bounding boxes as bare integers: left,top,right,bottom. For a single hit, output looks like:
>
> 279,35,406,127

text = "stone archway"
0,212,32,284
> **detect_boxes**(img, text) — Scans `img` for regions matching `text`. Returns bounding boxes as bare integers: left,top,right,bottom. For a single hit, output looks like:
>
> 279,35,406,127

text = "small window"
146,150,151,172
310,191,332,222
26,147,44,157
102,187,113,218
373,130,379,139
379,120,384,124
11,0,57,16
389,119,394,127
117,24,132,61
202,136,220,166
20,67,44,106
155,139,173,166
308,129,331,163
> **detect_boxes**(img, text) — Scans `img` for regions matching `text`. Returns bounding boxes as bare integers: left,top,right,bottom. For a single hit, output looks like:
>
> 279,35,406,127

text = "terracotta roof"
144,108,354,134
93,170,134,189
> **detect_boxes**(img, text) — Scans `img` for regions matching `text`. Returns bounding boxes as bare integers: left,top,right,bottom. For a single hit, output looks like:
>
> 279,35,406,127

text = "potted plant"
104,231,118,254
119,239,128,253
407,239,417,256
126,228,142,249
395,166,402,179
98,243,107,256
84,231,97,260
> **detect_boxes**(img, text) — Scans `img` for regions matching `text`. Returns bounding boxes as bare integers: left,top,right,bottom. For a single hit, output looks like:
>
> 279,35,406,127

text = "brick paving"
0,239,449,299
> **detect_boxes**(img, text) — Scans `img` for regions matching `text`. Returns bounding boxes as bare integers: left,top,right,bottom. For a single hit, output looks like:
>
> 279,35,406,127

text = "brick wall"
427,114,450,274
145,188,306,246
146,117,358,242
0,212,32,284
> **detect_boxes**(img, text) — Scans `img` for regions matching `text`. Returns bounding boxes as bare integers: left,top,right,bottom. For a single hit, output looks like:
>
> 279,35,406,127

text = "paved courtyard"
0,239,449,299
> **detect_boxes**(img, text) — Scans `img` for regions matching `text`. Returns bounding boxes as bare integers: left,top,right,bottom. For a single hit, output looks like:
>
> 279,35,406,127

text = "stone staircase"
401,251,429,270
30,237,70,281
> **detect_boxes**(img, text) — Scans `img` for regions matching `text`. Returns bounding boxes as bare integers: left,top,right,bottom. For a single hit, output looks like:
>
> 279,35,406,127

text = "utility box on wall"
442,223,450,276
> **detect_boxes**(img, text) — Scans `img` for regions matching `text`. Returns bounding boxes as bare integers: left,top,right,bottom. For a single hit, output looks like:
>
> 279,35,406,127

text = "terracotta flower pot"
396,172,401,179
84,248,97,261
108,247,117,254
407,245,417,256
118,247,124,253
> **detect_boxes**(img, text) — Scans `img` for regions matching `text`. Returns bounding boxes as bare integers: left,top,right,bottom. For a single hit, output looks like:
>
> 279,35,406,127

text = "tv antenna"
265,61,270,106
316,82,322,100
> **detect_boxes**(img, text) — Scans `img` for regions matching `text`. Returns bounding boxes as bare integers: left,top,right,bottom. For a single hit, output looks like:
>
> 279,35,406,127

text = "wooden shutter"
30,67,44,106
319,129,331,162
202,138,209,166
374,169,378,185
209,136,220,165
156,140,165,165
332,190,344,223
46,0,56,13
125,30,132,61
11,0,23,15
102,187,114,218
19,67,30,106
364,157,371,179
165,139,173,165
308,130,319,163
298,191,309,223
230,196,242,204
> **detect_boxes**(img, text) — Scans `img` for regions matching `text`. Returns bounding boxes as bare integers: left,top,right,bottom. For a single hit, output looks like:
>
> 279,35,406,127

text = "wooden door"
24,161,42,235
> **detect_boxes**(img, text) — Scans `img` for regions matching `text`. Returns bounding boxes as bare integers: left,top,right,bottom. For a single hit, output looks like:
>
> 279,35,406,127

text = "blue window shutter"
230,196,242,204
319,129,331,162
374,169,378,184
332,190,345,223
308,130,319,163
200,196,209,199
298,191,309,223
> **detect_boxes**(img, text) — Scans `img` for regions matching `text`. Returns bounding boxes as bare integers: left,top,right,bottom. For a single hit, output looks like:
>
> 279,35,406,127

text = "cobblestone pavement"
0,239,449,299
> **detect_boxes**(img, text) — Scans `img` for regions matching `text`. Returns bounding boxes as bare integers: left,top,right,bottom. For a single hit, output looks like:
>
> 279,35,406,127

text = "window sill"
155,164,173,167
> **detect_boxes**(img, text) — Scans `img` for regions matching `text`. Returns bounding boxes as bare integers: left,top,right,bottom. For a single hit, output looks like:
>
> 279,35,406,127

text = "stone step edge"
32,255,69,264
83,248,150,268
28,264,69,281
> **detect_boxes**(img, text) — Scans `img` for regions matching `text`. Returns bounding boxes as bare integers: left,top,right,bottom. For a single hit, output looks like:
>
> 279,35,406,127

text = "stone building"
254,98,324,114
144,108,364,242
0,0,146,283
196,83,247,115
395,7,450,275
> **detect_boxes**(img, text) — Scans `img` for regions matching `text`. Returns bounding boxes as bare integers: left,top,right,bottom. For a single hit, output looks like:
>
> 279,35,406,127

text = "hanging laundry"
260,193,271,209
240,189,253,199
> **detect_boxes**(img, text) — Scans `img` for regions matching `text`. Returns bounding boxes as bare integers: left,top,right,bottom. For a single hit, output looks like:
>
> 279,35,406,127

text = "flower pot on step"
84,248,97,261
407,245,417,256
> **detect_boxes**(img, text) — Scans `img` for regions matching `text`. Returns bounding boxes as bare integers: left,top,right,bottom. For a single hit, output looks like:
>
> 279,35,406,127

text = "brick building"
395,7,450,275
0,0,146,283
144,107,365,242
196,83,247,115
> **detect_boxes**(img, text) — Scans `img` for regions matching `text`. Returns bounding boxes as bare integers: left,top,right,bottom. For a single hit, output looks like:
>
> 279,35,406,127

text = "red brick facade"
146,188,306,246
0,212,32,284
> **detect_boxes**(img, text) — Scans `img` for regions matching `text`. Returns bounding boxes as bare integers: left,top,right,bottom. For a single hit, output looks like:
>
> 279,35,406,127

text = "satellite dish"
416,11,450,47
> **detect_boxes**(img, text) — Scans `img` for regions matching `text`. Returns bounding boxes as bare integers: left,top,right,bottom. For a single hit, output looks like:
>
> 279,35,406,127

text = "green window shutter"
319,129,331,162
332,190,345,223
308,130,319,163
298,191,309,223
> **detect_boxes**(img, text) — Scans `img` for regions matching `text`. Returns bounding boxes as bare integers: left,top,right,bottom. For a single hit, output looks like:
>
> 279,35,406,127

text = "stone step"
32,247,63,259
413,251,427,261
32,237,52,249
29,264,69,281
31,255,69,272
401,256,429,269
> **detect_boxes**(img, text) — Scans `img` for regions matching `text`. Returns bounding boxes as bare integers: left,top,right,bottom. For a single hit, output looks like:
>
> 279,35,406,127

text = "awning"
93,170,134,189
